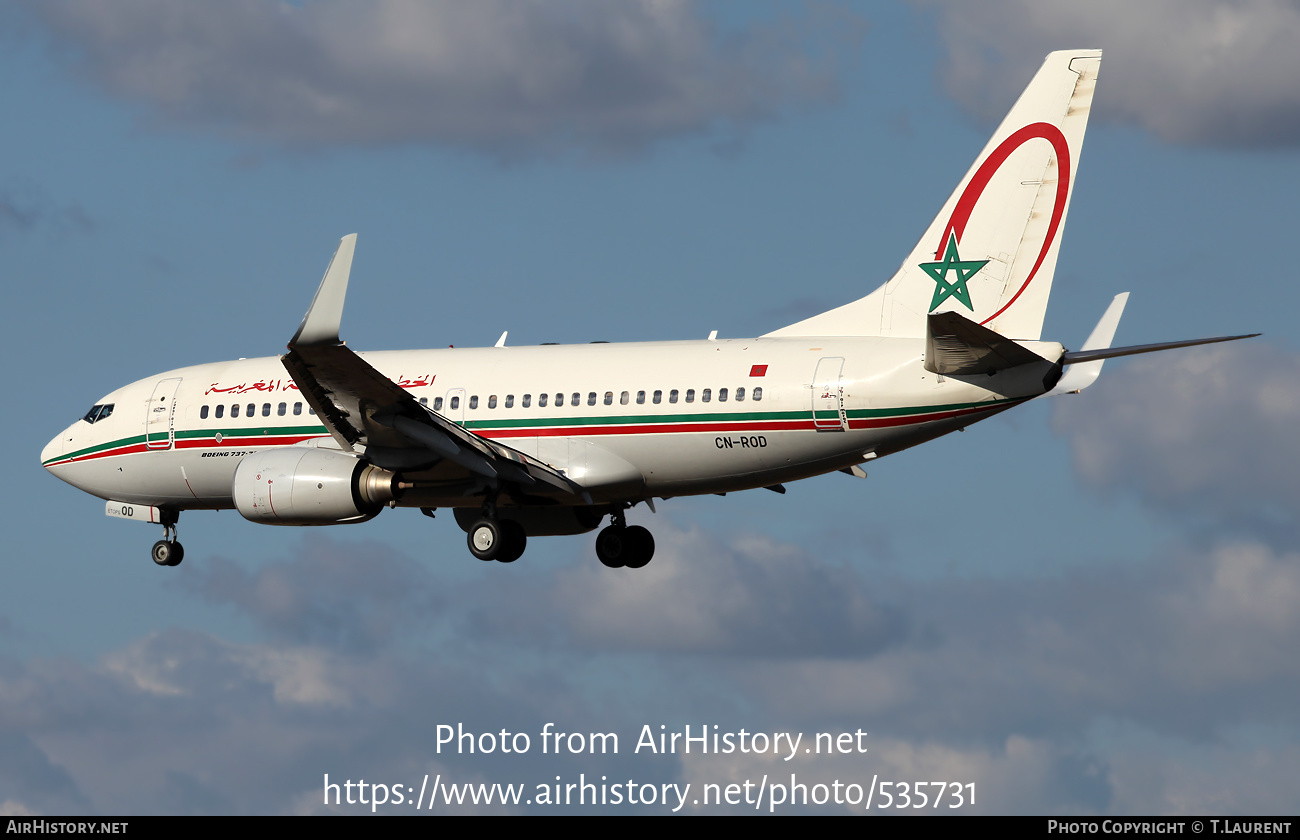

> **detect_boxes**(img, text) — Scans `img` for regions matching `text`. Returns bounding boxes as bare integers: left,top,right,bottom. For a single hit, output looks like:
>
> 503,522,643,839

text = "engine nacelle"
234,448,397,526
453,505,604,537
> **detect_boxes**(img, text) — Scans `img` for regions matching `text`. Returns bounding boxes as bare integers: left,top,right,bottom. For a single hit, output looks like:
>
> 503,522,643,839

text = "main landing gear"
459,501,657,569
465,498,526,564
466,516,526,564
151,510,183,567
595,508,655,569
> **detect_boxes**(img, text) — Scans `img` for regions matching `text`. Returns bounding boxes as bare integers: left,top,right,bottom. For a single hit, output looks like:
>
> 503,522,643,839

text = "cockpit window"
82,403,114,424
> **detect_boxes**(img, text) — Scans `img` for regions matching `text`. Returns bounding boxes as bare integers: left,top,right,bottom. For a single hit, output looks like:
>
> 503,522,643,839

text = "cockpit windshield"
82,404,114,424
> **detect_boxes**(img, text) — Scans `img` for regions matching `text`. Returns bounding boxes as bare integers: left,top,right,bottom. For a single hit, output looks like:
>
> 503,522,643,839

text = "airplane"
41,49,1255,570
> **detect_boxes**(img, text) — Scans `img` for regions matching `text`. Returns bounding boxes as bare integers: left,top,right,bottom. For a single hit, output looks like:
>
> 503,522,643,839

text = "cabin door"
811,357,847,431
145,377,182,449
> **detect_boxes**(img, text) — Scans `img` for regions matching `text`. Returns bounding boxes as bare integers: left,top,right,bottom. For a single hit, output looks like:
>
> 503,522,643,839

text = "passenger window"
488,395,497,409
262,403,271,417
231,404,240,418
702,389,711,403
539,393,548,407
636,390,646,405
554,393,563,407
278,402,287,416
604,392,613,406
200,405,209,420
718,388,728,402
522,394,531,408
216,405,224,419
419,397,427,407
293,402,302,416
736,387,745,402
246,403,254,417
686,389,695,403
434,397,444,411
572,392,580,406
669,389,679,404
505,395,514,408
653,390,662,404
309,407,316,415
587,392,597,406
469,396,479,409
753,387,763,401
450,396,460,410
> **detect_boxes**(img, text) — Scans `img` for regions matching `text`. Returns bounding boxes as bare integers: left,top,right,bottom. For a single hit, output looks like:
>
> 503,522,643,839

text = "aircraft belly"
500,435,645,498
48,452,204,506
175,449,240,503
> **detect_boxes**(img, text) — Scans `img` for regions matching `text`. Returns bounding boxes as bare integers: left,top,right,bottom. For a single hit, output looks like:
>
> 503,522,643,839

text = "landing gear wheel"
596,525,628,568
468,518,503,561
596,523,655,569
623,526,655,569
152,540,183,567
496,521,527,563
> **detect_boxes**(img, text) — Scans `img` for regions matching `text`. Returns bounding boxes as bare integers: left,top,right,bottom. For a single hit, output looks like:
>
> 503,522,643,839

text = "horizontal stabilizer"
1061,333,1259,365
926,311,1048,375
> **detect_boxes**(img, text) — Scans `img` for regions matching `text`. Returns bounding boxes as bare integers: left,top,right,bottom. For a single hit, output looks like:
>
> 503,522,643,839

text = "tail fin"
766,49,1101,341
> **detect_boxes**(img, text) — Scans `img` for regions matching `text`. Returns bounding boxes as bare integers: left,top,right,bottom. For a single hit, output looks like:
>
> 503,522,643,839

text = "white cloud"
474,523,904,655
681,735,1099,814
1053,343,1300,535
5,525,1300,814
179,534,445,652
19,0,862,156
930,0,1300,147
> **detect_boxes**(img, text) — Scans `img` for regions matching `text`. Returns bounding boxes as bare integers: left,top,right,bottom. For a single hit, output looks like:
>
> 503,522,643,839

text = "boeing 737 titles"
42,50,1255,569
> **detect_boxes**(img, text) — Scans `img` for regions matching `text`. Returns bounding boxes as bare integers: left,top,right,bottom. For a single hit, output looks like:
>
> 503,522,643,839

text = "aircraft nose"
41,423,78,472
41,431,64,468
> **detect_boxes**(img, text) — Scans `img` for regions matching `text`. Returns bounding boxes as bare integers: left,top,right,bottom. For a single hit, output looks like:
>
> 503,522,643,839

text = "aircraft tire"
623,526,654,569
497,521,527,563
595,525,627,568
152,539,183,567
468,518,503,561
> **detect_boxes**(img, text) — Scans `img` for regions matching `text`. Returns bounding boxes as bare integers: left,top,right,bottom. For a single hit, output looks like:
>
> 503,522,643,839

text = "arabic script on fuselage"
204,374,435,396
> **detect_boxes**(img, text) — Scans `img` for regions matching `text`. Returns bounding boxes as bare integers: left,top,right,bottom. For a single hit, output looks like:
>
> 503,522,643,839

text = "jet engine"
233,448,397,526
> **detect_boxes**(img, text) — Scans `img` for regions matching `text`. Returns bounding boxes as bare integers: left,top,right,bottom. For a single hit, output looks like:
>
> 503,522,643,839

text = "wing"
281,235,589,503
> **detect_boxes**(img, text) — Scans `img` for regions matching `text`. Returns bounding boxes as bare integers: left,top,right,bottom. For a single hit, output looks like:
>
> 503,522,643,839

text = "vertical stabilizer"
766,50,1101,341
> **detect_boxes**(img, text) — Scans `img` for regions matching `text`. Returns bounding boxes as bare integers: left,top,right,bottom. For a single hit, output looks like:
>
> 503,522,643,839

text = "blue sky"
6,0,1300,815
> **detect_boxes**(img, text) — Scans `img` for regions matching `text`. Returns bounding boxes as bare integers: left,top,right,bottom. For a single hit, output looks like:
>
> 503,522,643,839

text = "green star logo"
918,231,989,312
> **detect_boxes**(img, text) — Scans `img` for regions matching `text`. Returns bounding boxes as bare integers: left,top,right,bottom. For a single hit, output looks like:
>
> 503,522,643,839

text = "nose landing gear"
151,510,183,567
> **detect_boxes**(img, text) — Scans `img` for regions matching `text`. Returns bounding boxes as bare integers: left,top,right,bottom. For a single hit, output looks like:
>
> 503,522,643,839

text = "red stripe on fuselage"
51,401,1019,465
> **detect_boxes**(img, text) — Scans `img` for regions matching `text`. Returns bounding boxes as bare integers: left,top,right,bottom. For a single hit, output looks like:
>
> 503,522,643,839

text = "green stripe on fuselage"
43,398,1014,466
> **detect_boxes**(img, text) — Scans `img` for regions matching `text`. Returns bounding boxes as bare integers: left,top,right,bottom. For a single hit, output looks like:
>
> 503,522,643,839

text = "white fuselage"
42,335,1062,512
40,335,1060,512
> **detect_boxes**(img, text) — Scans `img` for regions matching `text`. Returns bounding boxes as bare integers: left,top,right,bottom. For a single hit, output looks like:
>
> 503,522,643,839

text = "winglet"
291,234,357,347
1045,292,1128,395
